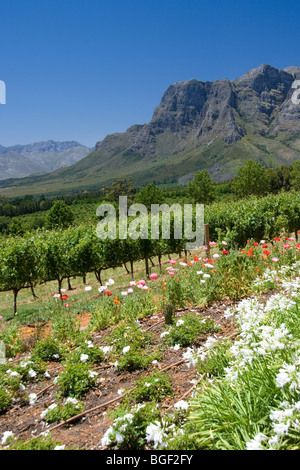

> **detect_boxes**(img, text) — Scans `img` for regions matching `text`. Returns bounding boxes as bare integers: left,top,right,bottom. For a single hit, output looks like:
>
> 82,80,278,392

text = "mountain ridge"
1,64,300,197
0,140,93,180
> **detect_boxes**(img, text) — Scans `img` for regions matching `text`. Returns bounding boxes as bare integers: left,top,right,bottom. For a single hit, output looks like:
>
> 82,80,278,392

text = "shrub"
41,397,84,424
0,389,12,413
129,372,173,403
31,337,68,362
56,362,97,397
165,314,219,347
101,402,163,450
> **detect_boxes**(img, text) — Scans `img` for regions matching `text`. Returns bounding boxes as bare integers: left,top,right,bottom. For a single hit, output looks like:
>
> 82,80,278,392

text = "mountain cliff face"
1,64,300,196
0,140,92,180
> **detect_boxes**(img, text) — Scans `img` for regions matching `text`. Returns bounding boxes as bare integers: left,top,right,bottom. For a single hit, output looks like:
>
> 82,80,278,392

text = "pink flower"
150,273,158,280
170,259,176,265
139,279,146,286
272,257,279,262
64,303,69,308
283,244,290,249
169,271,175,276
127,288,134,294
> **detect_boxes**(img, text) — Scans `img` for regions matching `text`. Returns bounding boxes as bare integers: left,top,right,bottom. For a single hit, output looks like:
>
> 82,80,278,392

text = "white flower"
29,393,38,405
117,388,125,396
98,285,107,293
173,344,181,351
88,370,98,378
108,278,115,285
65,397,78,405
122,346,130,354
54,445,65,450
1,431,14,445
174,400,189,410
28,369,37,378
101,427,114,446
160,331,170,338
176,319,185,327
272,422,290,436
101,346,111,354
146,422,166,449
80,354,89,362
85,286,92,291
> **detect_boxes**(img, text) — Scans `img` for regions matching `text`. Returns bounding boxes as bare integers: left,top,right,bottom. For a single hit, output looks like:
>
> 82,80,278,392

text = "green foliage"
67,341,105,365
0,321,22,358
0,388,12,413
56,361,97,397
108,321,153,353
31,336,68,362
50,308,80,341
197,340,232,377
290,160,300,191
42,398,84,424
46,200,74,229
3,435,65,450
129,372,173,403
103,402,162,450
134,183,165,210
231,160,270,197
116,348,160,372
187,170,216,204
101,178,136,204
165,314,219,347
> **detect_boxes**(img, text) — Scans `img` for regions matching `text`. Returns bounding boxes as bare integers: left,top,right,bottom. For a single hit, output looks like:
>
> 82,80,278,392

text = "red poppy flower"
61,295,68,300
222,250,229,255
105,291,112,296
274,238,281,242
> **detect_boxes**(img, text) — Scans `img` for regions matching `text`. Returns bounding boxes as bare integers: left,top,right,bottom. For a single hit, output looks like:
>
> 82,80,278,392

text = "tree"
187,170,216,204
0,236,42,315
46,201,74,229
290,160,300,191
231,160,270,197
101,178,136,204
134,183,165,210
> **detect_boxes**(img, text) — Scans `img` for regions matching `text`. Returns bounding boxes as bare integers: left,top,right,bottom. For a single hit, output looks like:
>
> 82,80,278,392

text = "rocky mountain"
1,64,300,196
0,140,93,180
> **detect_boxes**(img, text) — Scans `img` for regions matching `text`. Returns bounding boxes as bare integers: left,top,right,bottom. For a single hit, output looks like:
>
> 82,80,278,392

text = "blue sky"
1,0,300,148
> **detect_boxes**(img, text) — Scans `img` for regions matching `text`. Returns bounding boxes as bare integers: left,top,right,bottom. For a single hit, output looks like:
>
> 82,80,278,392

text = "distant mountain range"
0,140,92,180
1,64,300,197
